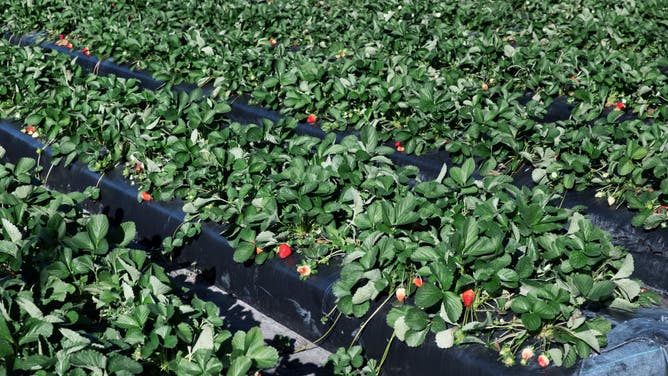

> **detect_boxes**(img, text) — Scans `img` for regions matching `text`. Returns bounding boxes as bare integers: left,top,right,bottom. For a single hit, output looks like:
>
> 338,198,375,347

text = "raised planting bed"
4,119,668,375
3,33,667,233
2,0,666,155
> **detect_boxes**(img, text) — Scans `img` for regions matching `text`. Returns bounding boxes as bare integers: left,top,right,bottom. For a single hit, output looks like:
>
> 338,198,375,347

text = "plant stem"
349,292,394,349
293,311,342,353
375,332,396,374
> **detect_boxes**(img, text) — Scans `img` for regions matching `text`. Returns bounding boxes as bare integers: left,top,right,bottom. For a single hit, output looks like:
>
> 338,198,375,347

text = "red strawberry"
481,82,489,90
412,277,423,288
461,289,475,307
306,114,317,124
141,191,152,201
25,125,36,134
111,2,116,7
616,102,625,110
269,38,277,46
66,42,73,49
278,243,292,258
59,34,65,40
537,354,549,368
394,141,402,147
82,47,90,56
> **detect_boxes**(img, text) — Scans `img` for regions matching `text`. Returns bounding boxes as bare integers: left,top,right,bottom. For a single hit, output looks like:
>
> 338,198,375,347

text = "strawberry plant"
0,153,278,375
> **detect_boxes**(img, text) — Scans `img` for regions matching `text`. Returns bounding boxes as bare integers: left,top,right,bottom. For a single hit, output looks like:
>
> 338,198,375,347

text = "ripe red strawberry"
394,141,402,147
141,191,152,201
616,102,625,110
461,289,475,307
278,243,292,258
66,42,73,49
25,125,36,134
306,114,317,124
59,34,65,40
269,38,277,46
412,277,423,288
82,47,90,56
537,354,549,368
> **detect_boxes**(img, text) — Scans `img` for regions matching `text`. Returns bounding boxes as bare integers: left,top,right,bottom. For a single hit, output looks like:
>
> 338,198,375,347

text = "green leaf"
497,268,518,286
249,346,278,369
547,347,563,367
351,280,379,305
14,158,36,176
572,274,594,296
533,301,560,320
0,240,18,258
435,328,455,349
193,325,214,353
450,158,475,185
405,328,428,347
503,44,516,57
233,242,255,263
510,296,532,313
404,308,429,331
393,316,409,341
86,215,109,248
613,254,634,279
108,354,143,374
70,349,107,370
521,312,542,331
568,251,588,269
410,246,440,262
360,126,378,151
461,217,479,252
19,320,53,345
16,296,43,318
617,159,634,176
587,280,615,301
440,292,463,324
227,356,251,376
1,219,22,242
573,329,601,353
414,283,443,309
631,147,648,160
615,279,641,301
117,222,136,247
609,298,638,311
516,256,534,279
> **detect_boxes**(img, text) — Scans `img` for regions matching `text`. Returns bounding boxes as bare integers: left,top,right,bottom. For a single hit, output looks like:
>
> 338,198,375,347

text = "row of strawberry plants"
0,41,660,370
2,0,666,155
3,28,668,233
0,152,278,375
